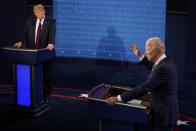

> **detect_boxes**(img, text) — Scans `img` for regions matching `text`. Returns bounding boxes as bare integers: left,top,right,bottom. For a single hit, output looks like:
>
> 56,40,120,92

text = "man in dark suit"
106,37,179,131
14,4,56,104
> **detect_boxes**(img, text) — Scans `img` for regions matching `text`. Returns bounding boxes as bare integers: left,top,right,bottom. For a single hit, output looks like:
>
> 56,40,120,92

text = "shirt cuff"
117,95,122,102
139,55,144,61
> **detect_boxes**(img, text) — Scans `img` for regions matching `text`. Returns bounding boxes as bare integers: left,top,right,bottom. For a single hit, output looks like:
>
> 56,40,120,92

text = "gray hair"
146,37,166,53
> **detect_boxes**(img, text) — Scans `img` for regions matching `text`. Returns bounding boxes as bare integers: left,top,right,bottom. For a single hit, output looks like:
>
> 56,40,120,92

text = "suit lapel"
156,57,167,67
32,18,36,44
41,16,48,40
149,57,167,78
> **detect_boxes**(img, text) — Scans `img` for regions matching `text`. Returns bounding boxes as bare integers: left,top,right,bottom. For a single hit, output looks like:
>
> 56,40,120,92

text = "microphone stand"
109,63,135,97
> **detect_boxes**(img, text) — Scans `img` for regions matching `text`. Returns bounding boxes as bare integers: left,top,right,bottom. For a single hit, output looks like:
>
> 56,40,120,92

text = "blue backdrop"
53,0,166,62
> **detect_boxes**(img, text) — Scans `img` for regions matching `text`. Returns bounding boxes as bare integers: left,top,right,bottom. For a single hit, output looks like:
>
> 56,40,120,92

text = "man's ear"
156,48,162,56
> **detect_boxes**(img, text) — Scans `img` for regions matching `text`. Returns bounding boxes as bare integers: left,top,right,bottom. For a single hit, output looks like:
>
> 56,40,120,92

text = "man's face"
34,9,45,19
145,42,157,62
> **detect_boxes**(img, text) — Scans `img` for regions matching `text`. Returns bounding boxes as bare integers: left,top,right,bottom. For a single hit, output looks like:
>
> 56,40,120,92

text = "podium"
1,46,53,117
88,83,150,131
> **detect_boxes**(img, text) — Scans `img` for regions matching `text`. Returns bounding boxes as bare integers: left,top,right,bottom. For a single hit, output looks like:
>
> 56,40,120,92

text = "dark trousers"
151,110,173,131
43,59,53,98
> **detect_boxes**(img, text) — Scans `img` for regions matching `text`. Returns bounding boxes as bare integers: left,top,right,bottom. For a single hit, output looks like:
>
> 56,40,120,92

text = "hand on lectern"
47,44,54,51
14,42,22,48
106,96,118,106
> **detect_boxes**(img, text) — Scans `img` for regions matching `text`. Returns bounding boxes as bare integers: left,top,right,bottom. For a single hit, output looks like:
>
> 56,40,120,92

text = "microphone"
108,63,135,97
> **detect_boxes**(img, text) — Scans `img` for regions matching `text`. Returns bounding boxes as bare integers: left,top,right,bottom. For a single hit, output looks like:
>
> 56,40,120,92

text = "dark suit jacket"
120,56,179,127
20,16,56,49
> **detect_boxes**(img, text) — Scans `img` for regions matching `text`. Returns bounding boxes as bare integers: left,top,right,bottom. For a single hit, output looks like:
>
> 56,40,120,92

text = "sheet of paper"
127,99,142,104
78,94,88,98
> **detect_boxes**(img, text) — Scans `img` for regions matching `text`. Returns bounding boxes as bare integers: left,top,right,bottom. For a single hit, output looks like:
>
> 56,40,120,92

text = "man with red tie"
14,4,56,104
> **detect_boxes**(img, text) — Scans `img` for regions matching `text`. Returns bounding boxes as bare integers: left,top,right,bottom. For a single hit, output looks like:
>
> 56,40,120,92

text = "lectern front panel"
16,64,31,106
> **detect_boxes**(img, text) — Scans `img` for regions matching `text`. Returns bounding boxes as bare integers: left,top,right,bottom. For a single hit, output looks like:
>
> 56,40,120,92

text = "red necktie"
35,19,42,49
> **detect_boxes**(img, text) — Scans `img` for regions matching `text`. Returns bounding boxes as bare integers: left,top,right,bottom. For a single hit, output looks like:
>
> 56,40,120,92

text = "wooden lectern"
88,83,150,131
1,46,53,117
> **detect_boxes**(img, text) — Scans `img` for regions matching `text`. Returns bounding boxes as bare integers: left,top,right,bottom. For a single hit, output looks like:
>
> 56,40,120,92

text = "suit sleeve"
137,57,153,70
48,18,56,45
19,18,31,46
120,66,167,103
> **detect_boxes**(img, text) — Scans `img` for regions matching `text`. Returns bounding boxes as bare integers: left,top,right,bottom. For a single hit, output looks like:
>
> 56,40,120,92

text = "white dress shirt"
35,16,45,43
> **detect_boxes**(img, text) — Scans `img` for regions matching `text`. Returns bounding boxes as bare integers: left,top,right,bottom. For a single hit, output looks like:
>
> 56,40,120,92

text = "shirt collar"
154,53,166,66
37,15,45,22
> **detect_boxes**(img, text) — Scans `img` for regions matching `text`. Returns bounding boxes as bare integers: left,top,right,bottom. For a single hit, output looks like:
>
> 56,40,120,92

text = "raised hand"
130,44,142,57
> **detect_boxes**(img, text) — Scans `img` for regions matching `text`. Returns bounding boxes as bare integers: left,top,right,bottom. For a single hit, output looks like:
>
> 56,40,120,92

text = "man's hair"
146,37,166,53
33,4,45,11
